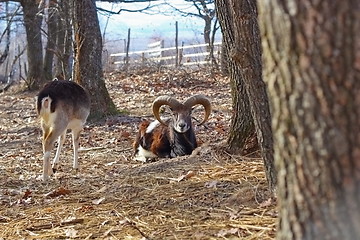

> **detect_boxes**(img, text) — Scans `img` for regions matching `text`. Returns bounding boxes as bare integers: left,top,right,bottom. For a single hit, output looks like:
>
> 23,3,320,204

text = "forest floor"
0,68,276,239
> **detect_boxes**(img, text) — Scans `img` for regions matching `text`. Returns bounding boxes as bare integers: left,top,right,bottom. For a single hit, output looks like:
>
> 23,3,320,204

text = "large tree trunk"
215,1,255,155
216,0,276,190
73,0,116,119
21,0,46,89
259,0,360,239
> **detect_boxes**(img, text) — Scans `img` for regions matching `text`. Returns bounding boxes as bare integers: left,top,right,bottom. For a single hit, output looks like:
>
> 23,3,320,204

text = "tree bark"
258,0,360,239
73,0,117,119
53,0,72,80
55,0,73,80
216,0,276,190
220,37,229,75
43,0,58,80
215,0,255,155
0,2,11,66
203,15,212,52
20,0,46,89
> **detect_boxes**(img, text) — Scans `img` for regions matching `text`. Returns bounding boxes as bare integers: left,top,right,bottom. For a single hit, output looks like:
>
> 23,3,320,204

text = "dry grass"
0,68,276,239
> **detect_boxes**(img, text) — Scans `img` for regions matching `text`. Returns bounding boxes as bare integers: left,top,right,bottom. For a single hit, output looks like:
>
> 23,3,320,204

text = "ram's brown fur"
133,95,211,162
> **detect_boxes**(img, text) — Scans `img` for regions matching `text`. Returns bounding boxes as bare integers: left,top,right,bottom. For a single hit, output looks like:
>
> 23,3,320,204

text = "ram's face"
172,109,192,133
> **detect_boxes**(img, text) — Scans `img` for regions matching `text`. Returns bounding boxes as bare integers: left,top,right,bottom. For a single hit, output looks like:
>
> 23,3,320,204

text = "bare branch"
192,1,204,17
97,3,157,15
96,0,165,15
0,4,21,65
96,0,159,3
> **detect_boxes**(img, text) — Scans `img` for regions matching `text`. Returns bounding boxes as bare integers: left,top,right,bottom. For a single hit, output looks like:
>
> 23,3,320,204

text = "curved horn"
152,96,182,126
183,94,211,125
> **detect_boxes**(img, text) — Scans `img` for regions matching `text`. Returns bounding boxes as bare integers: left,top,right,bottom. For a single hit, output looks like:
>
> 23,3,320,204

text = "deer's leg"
71,126,83,170
42,122,67,181
52,130,66,172
42,126,52,181
43,130,57,181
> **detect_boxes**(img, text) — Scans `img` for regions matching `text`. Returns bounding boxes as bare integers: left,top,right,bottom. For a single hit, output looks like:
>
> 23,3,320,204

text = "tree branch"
96,0,159,2
97,3,158,15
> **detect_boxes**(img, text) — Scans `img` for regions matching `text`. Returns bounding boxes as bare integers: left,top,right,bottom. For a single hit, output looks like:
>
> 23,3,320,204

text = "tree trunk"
258,0,360,239
21,0,46,89
216,0,276,190
55,0,72,80
0,2,10,66
43,0,58,80
220,37,229,75
73,0,116,119
203,16,212,52
215,1,255,156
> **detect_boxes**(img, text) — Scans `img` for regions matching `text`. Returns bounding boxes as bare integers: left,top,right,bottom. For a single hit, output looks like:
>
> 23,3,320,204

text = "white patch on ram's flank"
134,145,157,162
146,120,161,133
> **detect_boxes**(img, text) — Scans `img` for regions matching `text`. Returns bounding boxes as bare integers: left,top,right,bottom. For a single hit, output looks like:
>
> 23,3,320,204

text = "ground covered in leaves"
0,68,276,239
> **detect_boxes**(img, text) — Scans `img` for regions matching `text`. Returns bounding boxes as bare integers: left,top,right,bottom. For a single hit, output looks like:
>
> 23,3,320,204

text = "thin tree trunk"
0,2,11,65
204,16,212,52
55,0,72,80
209,19,219,69
44,1,58,80
259,0,360,239
21,0,46,89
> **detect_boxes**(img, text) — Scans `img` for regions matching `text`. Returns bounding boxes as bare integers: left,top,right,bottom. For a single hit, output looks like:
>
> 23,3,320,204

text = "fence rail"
110,41,222,67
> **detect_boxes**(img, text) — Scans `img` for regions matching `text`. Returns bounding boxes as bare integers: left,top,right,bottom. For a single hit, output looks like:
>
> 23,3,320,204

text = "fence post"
159,40,165,65
125,28,131,71
141,52,145,65
175,21,179,68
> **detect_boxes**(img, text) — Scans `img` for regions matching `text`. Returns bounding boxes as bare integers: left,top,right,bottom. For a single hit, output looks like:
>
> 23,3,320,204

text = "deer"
36,79,90,181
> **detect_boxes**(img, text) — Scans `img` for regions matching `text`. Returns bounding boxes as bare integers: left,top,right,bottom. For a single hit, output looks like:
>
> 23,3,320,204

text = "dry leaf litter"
0,68,276,239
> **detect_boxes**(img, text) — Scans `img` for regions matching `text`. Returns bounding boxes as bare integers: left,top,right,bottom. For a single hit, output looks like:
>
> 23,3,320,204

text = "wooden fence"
110,41,222,68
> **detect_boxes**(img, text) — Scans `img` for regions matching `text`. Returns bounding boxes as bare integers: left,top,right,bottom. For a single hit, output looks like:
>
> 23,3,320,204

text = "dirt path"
0,69,276,239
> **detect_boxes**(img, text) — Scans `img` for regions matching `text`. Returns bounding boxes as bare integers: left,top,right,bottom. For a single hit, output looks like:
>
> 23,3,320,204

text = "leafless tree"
164,0,219,64
0,2,12,65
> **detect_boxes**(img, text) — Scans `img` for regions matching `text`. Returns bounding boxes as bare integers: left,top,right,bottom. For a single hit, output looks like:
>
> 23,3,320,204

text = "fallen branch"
26,218,84,231
78,146,106,152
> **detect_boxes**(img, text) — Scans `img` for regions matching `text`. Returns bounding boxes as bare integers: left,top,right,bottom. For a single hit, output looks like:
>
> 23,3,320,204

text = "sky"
96,1,220,52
